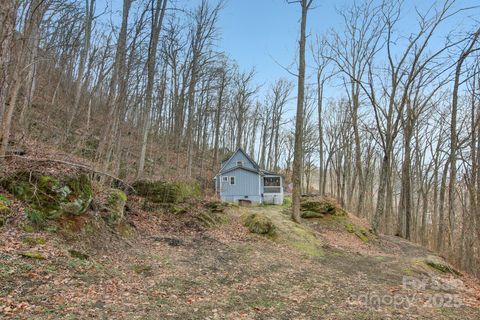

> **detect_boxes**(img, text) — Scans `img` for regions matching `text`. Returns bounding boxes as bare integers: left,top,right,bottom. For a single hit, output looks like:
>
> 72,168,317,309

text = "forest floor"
1,201,480,319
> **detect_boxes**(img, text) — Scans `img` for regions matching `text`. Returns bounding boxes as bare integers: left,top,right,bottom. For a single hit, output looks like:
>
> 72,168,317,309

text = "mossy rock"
105,189,127,225
243,213,275,235
424,256,460,275
300,196,346,217
0,171,93,219
132,180,201,203
19,251,46,260
344,222,369,242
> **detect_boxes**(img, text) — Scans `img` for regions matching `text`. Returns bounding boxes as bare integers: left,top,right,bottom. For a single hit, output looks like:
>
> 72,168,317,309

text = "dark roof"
220,165,261,175
260,169,284,177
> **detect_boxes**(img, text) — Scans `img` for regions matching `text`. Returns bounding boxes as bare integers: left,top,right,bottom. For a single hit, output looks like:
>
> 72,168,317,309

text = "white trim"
230,176,236,185
258,174,262,203
221,176,229,182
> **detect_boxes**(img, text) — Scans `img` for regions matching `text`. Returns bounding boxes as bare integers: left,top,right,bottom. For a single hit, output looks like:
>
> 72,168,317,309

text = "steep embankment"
1,176,480,319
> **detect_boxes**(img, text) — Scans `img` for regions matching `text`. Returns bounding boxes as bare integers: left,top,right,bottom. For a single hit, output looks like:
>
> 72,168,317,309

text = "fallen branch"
0,154,135,192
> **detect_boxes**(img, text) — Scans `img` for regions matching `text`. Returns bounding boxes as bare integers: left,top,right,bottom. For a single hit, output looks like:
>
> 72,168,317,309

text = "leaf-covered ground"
1,203,480,319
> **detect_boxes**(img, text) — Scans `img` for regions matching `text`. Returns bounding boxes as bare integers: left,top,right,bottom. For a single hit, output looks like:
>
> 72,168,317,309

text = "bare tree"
289,0,314,223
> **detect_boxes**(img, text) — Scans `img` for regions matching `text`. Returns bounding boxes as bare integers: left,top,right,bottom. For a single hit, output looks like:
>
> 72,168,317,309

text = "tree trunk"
291,0,311,222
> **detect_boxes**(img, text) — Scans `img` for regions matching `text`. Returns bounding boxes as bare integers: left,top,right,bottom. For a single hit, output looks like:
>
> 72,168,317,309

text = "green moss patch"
242,212,275,235
105,189,127,225
344,222,370,242
132,180,201,204
22,236,47,245
300,196,346,217
244,207,324,258
0,195,12,227
424,256,460,275
0,171,93,220
19,251,46,260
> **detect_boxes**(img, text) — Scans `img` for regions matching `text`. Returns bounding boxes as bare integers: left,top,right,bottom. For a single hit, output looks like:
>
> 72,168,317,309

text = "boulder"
105,189,127,224
424,255,460,275
0,171,93,219
132,180,201,203
300,196,346,217
243,213,275,235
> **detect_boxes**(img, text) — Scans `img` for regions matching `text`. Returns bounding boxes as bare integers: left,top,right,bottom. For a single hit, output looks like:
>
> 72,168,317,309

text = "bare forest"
1,0,480,316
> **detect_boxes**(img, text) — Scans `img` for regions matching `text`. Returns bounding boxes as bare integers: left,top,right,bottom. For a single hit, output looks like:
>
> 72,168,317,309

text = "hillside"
1,174,479,319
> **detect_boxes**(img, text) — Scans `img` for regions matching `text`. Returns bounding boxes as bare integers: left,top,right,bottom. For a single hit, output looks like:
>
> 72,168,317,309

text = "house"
214,148,284,205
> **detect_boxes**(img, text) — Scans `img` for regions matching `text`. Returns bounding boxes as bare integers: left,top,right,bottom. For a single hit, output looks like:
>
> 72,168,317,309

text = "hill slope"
1,195,480,319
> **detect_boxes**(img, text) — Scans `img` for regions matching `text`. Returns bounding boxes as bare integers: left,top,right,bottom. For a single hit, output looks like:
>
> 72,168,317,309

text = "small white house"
214,148,284,205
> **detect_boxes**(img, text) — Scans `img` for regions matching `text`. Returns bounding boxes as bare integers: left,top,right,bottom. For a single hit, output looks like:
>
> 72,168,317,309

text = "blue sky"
98,0,480,113
218,0,479,99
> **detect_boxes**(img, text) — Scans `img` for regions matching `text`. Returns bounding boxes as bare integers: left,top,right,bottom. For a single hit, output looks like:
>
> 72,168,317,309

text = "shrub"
243,213,275,235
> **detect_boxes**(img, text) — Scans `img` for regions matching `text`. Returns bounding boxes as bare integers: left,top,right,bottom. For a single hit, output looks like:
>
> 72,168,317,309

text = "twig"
0,154,135,192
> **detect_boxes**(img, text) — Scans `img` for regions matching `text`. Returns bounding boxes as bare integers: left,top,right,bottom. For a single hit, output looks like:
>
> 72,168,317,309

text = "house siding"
221,151,256,171
216,148,283,205
220,168,260,197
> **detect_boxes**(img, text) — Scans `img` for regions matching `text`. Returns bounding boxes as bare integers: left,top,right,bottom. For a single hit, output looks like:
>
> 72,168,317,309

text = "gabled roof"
219,148,259,173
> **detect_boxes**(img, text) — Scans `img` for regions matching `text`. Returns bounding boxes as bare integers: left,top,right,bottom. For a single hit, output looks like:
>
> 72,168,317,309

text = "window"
230,176,235,185
222,176,228,182
264,176,281,194
236,160,244,166
264,177,280,186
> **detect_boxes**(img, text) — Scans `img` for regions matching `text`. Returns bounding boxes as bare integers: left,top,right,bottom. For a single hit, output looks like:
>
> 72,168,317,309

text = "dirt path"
1,205,480,319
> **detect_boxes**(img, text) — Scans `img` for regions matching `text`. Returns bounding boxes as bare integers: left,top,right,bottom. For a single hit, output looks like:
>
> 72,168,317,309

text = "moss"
0,172,93,219
105,189,127,225
0,194,12,206
300,210,324,218
0,199,12,227
132,180,201,203
68,249,89,260
345,222,355,233
356,229,369,242
282,196,292,208
243,213,275,235
344,222,369,242
424,256,459,274
20,223,35,233
19,251,46,260
301,199,335,213
22,236,47,245
290,242,323,258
